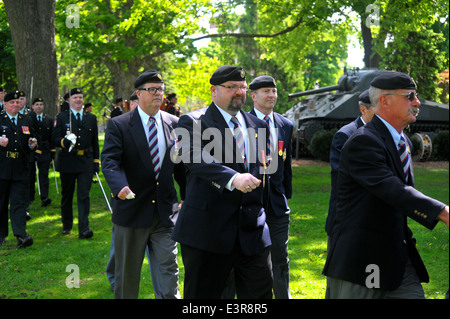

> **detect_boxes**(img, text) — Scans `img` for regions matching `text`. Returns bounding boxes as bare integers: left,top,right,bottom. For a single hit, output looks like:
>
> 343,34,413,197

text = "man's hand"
232,173,261,193
0,136,8,147
437,206,449,228
117,186,135,200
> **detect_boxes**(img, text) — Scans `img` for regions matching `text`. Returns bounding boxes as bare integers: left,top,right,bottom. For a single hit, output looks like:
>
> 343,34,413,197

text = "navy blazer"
171,103,271,256
326,117,364,236
249,109,293,217
52,110,99,173
323,115,446,291
101,108,186,229
0,112,36,181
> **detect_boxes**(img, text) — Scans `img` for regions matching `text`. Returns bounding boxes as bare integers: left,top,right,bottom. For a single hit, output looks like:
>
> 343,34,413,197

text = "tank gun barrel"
288,84,341,99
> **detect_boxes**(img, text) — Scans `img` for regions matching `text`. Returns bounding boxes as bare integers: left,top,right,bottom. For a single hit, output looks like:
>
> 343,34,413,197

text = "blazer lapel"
129,109,155,177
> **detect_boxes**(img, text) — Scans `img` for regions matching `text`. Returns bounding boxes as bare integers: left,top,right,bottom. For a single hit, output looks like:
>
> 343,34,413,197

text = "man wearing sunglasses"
323,71,449,298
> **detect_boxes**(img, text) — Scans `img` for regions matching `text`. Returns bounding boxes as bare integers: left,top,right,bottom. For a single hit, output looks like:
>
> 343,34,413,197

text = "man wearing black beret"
102,69,186,298
28,97,55,208
326,89,374,237
52,88,100,239
323,71,449,298
172,65,273,299
0,91,37,248
247,75,293,299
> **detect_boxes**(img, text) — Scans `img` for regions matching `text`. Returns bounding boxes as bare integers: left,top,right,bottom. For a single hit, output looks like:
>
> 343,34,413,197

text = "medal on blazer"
283,149,287,161
172,138,179,162
278,140,283,156
22,126,30,134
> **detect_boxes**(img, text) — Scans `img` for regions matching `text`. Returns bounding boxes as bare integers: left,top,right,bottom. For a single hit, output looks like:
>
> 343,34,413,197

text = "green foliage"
431,130,449,161
308,129,336,162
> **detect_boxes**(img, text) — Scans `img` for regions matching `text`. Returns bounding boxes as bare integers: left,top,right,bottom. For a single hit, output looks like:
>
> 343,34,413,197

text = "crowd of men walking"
0,66,448,299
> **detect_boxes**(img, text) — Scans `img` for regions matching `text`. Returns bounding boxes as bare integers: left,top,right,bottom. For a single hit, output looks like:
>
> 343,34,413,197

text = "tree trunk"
4,0,59,118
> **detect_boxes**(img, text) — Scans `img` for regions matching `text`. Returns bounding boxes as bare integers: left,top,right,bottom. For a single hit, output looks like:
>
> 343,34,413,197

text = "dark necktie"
38,115,42,122
148,117,160,179
76,113,81,125
11,117,16,127
398,135,410,181
264,115,274,163
230,116,247,170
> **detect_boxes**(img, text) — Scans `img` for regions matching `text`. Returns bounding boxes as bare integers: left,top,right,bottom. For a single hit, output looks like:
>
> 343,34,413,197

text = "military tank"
284,68,449,161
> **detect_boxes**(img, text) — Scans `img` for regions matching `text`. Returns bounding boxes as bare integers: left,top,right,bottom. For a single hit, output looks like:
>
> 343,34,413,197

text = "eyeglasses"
386,92,419,101
216,84,249,92
140,87,165,94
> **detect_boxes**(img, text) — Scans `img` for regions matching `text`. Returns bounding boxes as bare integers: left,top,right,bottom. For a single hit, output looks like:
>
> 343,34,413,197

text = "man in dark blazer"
172,65,273,299
101,70,186,299
323,72,449,298
0,91,37,248
248,75,293,299
28,97,55,207
52,88,100,239
325,89,374,236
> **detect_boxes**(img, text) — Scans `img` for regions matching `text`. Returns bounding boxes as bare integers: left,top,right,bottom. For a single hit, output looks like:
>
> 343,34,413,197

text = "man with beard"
323,72,449,298
172,65,273,299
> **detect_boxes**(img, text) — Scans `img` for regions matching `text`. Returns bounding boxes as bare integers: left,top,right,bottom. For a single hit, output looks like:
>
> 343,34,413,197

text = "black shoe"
62,229,71,235
26,212,32,221
17,235,33,248
0,237,5,247
79,229,93,239
41,197,52,207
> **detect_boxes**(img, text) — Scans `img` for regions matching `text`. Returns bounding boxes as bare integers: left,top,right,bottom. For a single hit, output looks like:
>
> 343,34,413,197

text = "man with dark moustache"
172,65,273,299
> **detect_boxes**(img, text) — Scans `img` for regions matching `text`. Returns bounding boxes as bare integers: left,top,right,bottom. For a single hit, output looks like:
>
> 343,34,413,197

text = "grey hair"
369,86,392,108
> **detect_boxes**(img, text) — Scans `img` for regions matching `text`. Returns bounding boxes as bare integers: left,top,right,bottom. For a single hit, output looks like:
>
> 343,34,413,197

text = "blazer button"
152,200,156,204
156,182,159,186
403,240,407,244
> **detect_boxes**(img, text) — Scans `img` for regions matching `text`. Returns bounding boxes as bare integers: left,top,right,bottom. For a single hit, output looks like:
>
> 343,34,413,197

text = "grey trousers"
114,214,180,299
326,259,426,299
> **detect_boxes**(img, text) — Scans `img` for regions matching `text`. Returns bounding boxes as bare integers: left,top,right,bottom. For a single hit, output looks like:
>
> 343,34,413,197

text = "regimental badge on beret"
70,88,82,96
4,91,20,102
249,75,277,91
210,65,247,85
33,97,43,104
370,72,417,91
134,70,164,88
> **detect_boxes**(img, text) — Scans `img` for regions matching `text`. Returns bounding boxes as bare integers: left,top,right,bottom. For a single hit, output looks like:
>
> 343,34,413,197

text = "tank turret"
284,68,449,161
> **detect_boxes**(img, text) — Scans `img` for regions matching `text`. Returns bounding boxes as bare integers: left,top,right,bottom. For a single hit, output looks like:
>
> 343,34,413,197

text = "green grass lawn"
0,156,448,299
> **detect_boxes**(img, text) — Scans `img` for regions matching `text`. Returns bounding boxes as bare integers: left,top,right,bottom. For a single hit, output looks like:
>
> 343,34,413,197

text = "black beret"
4,91,20,102
129,91,138,101
32,97,44,104
249,75,276,91
17,90,26,97
358,89,371,104
84,102,92,108
210,65,246,85
0,87,5,92
115,97,123,103
370,72,416,90
70,88,83,96
134,70,163,88
167,92,177,99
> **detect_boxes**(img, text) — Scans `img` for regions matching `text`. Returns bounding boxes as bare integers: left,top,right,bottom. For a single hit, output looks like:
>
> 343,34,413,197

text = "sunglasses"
386,92,419,101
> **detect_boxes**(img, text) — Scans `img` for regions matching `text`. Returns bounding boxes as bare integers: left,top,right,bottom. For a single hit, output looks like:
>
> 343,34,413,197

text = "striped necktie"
264,115,274,163
148,117,160,179
230,116,247,170
398,135,410,181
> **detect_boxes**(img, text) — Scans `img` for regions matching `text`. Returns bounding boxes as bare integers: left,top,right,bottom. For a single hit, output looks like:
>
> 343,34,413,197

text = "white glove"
65,133,77,151
126,191,136,200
